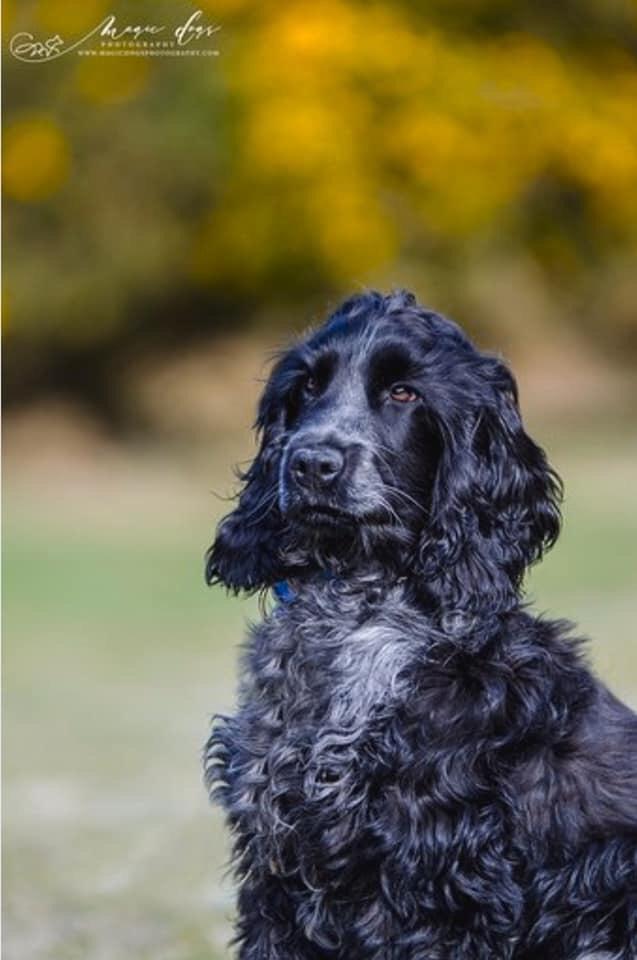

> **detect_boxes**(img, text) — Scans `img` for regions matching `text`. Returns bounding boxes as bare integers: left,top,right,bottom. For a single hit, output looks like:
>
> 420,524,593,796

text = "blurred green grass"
2,432,636,959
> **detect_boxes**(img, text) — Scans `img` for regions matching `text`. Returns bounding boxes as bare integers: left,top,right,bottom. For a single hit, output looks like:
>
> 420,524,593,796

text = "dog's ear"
419,360,562,617
205,383,287,594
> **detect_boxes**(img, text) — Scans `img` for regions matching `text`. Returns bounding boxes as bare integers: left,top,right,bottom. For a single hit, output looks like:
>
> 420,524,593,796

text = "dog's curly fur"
204,291,637,959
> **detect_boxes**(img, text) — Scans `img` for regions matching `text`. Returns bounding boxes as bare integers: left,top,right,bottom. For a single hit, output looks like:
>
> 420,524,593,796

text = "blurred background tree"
3,0,636,424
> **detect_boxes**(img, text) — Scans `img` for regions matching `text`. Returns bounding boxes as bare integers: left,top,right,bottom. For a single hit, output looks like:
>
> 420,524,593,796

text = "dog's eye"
304,375,318,397
390,384,419,403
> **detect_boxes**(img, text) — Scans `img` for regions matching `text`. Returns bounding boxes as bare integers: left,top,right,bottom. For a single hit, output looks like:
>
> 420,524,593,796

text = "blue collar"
273,570,336,604
273,580,297,604
273,573,405,607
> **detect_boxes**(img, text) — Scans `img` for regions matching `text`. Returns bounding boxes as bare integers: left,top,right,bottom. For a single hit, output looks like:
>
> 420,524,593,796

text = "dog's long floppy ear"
205,381,287,594
419,359,562,617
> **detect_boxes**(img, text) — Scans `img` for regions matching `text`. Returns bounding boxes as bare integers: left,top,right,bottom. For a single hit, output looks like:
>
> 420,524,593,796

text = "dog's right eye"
390,383,419,403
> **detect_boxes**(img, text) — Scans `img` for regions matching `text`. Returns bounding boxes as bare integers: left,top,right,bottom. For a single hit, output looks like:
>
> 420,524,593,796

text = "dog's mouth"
291,502,395,530
302,504,357,527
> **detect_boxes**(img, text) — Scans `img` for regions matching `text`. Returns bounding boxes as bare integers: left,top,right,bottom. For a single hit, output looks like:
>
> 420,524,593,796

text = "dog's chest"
258,599,420,729
224,597,425,874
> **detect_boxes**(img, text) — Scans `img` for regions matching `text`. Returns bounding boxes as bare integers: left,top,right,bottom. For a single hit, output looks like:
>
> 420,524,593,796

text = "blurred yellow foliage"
3,116,70,201
35,0,108,36
2,0,16,32
74,58,152,105
198,0,255,15
243,95,366,177
308,179,399,280
2,286,11,334
4,0,637,374
194,3,637,279
191,203,278,286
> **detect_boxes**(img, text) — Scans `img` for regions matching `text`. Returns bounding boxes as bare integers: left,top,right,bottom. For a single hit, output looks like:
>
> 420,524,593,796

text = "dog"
204,290,636,959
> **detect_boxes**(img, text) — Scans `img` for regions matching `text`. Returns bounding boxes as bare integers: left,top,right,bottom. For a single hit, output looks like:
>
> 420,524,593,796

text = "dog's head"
206,291,561,614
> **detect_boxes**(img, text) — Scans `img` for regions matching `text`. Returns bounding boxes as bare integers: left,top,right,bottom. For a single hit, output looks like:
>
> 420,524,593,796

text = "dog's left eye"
390,384,419,403
304,375,318,396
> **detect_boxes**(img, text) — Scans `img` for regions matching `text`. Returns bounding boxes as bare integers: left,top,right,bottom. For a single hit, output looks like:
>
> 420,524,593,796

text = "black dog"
205,290,636,959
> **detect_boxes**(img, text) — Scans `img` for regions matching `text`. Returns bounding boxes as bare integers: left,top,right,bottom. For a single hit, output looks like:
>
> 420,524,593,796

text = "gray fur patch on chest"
250,591,427,812
327,620,420,723
257,599,426,834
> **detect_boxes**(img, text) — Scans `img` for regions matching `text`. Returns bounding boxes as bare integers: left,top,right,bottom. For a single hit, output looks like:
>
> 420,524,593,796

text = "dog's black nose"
289,446,345,490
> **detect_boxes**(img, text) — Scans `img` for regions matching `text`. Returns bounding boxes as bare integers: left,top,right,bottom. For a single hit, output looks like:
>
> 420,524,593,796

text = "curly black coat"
204,291,637,959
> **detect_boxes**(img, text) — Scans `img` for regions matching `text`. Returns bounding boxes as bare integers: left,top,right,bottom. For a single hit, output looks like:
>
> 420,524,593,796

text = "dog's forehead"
304,313,429,364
